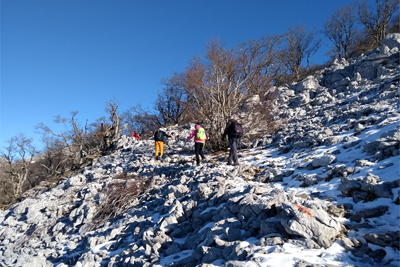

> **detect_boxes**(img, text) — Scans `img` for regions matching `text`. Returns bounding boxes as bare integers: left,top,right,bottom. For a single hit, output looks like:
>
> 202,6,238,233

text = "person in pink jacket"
187,125,206,165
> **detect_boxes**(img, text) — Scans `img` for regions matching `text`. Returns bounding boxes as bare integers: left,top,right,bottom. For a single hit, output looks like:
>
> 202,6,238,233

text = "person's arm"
161,131,171,139
222,121,232,139
187,130,195,141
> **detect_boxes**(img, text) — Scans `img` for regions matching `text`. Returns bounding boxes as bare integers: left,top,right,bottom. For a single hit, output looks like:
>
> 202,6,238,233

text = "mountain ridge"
0,34,399,267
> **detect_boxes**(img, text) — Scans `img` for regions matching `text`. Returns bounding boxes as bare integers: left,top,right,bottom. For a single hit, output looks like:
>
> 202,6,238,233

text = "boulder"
382,33,400,50
278,203,344,248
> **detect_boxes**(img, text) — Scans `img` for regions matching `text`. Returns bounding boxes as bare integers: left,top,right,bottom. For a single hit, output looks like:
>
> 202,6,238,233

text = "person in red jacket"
132,131,140,140
187,125,207,165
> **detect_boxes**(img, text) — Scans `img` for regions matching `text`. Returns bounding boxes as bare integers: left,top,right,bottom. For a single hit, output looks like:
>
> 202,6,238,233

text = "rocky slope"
0,34,399,267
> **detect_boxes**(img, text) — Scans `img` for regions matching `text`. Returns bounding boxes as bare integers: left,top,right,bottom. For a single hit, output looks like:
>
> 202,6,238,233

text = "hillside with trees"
0,0,398,206
0,32,399,266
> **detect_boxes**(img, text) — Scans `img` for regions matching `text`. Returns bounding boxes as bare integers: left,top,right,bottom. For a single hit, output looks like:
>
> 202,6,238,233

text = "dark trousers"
194,142,205,164
228,136,239,165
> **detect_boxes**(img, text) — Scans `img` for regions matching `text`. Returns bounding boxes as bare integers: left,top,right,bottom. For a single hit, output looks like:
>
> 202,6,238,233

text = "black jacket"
222,119,238,139
154,130,170,142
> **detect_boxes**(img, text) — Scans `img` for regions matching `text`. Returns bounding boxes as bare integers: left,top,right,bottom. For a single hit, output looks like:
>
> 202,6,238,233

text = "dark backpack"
154,130,163,141
231,121,243,137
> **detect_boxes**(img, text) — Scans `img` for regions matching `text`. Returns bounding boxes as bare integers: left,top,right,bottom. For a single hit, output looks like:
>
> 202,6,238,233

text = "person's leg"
232,137,239,165
155,141,160,159
160,142,164,158
228,136,235,165
195,142,201,165
228,136,239,165
199,142,205,161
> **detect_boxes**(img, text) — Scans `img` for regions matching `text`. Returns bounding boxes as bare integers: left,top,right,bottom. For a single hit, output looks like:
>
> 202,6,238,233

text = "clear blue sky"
1,0,365,151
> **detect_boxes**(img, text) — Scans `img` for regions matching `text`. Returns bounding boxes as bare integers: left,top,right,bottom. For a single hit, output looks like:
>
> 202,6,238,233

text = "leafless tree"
358,0,399,46
122,104,161,138
37,100,127,174
324,4,359,60
174,38,276,149
38,135,71,179
36,111,86,170
155,77,187,125
0,134,37,202
84,117,107,155
103,100,127,150
238,34,283,95
387,14,399,33
281,25,321,80
121,107,141,136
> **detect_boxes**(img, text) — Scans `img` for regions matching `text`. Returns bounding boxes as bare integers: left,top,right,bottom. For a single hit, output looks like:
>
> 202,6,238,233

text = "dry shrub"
274,64,325,87
238,94,286,142
94,173,153,225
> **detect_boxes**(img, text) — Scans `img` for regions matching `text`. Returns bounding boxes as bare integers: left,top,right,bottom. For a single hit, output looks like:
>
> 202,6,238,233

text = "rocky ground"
0,34,399,267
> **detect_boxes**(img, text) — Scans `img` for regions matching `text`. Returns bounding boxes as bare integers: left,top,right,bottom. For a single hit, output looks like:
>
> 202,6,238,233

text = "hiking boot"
157,156,161,161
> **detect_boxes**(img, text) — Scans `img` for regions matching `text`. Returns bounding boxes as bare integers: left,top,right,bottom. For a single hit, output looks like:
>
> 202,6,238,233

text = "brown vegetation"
1,0,399,207
93,173,154,225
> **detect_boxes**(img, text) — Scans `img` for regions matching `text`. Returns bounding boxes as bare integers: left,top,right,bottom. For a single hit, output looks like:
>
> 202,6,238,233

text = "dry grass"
93,172,154,225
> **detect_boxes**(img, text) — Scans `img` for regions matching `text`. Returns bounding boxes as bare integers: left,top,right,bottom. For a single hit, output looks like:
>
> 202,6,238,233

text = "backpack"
158,131,163,139
196,127,206,140
231,121,243,138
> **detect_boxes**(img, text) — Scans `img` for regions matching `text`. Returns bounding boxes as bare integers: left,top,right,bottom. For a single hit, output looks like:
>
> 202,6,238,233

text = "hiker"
222,116,243,166
132,131,140,140
154,128,171,161
187,125,207,165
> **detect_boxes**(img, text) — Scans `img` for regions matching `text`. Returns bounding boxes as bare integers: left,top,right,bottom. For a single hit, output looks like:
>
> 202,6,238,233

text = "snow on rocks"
0,35,399,267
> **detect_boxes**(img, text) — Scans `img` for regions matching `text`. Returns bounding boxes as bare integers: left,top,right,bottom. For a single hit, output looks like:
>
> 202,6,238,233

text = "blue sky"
1,0,366,151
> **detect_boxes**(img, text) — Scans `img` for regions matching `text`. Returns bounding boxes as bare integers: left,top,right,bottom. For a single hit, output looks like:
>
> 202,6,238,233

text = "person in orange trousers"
154,128,171,161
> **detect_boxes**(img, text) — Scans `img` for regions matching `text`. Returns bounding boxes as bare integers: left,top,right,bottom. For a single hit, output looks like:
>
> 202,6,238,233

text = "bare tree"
155,77,187,125
238,34,283,95
103,100,127,150
38,135,71,179
85,117,108,155
122,107,141,136
324,4,359,60
282,25,321,80
174,38,276,149
36,100,127,174
0,134,37,202
122,104,161,138
358,0,399,46
387,14,400,33
36,111,86,170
